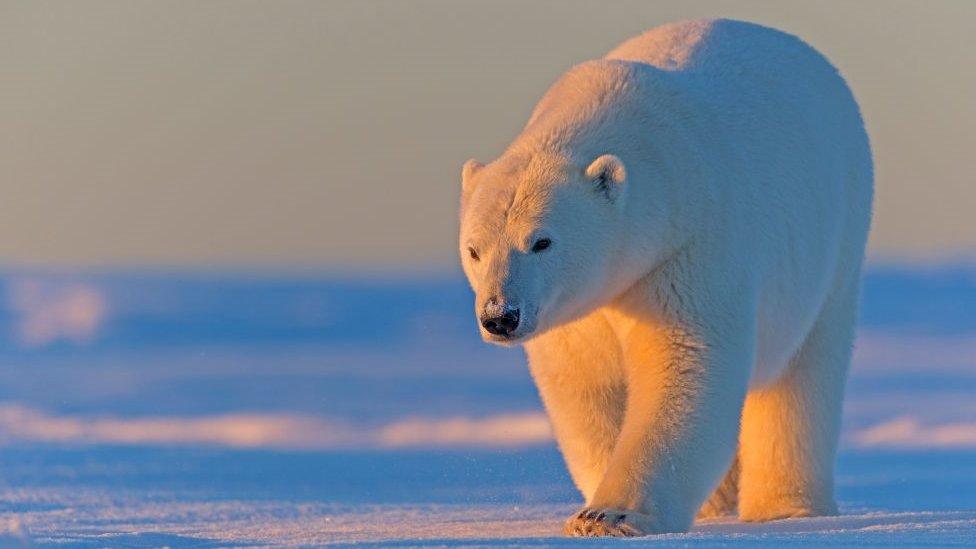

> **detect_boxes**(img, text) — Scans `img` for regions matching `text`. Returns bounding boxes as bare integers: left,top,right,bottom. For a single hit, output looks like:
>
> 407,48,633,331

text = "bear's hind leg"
737,276,859,521
697,453,739,519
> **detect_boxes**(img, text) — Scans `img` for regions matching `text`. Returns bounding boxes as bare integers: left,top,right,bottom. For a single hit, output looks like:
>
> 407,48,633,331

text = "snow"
853,416,976,449
0,405,554,450
0,266,973,545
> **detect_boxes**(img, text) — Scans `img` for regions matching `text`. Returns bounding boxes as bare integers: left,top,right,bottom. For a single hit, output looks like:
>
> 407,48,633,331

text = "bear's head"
459,151,629,345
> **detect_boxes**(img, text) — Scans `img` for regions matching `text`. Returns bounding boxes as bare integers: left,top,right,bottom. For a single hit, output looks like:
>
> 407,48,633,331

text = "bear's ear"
461,159,485,196
585,154,626,202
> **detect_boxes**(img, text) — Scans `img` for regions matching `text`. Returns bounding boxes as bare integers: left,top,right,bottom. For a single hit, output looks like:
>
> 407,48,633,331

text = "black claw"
595,512,606,520
613,514,626,525
621,524,640,537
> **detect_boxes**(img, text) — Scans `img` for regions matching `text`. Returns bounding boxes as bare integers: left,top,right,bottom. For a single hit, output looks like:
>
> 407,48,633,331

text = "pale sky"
2,1,974,270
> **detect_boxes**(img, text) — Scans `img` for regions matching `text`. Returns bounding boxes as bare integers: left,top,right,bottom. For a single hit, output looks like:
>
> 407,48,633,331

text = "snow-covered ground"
0,266,973,546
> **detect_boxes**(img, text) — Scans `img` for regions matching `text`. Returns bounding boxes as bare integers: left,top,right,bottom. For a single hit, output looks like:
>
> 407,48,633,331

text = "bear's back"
605,19,831,77
606,18,866,188
605,19,715,71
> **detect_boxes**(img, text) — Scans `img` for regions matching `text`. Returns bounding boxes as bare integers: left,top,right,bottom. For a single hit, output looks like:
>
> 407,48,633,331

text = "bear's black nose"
481,308,520,337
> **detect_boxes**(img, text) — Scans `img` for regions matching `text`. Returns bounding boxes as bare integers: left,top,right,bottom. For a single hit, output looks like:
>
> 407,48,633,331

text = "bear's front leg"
565,317,751,536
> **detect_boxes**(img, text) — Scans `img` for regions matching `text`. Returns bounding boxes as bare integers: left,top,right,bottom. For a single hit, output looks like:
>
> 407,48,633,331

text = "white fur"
459,19,872,536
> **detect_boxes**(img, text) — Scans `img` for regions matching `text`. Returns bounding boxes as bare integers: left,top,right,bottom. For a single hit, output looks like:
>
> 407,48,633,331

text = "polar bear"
458,19,872,536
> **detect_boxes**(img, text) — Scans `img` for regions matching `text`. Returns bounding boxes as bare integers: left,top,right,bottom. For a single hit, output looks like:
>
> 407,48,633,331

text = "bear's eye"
468,247,480,261
531,238,552,253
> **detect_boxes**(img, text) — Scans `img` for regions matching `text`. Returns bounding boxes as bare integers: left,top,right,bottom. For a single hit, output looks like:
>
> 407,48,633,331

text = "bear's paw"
563,507,653,537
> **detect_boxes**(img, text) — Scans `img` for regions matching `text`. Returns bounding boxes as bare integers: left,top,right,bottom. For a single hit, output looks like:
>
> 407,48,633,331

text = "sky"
2,1,974,270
